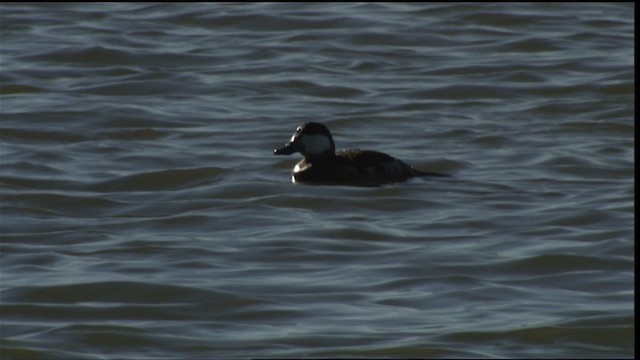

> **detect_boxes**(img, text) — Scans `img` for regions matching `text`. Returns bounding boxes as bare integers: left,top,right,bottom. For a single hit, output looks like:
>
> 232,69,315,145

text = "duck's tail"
413,168,452,177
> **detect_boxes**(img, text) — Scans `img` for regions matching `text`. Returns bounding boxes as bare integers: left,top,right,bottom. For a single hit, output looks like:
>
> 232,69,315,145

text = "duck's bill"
274,142,298,155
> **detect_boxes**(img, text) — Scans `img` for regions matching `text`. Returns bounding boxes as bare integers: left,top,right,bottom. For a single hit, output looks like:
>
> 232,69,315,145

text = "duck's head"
274,122,336,159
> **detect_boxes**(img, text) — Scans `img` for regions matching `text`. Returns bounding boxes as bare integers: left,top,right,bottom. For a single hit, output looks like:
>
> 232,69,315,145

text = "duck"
273,122,449,185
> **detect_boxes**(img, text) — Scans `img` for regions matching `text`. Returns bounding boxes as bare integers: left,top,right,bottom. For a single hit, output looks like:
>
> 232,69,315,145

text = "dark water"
0,3,634,359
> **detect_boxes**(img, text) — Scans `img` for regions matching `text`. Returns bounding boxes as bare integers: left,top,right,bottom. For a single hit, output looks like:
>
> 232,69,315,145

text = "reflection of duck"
274,122,449,185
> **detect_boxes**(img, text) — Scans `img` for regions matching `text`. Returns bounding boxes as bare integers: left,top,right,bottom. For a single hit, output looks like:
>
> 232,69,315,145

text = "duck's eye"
296,127,302,132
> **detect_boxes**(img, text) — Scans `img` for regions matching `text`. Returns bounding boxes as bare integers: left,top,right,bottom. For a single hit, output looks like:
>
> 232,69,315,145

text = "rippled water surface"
0,3,634,359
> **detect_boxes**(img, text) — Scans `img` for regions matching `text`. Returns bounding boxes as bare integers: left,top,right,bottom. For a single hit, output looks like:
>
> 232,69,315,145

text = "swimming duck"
274,122,448,185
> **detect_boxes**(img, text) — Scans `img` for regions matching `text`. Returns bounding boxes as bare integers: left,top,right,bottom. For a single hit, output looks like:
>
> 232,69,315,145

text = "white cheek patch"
300,134,332,156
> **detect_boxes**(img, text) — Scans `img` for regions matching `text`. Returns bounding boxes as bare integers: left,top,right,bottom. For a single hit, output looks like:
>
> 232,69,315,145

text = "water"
0,3,634,359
